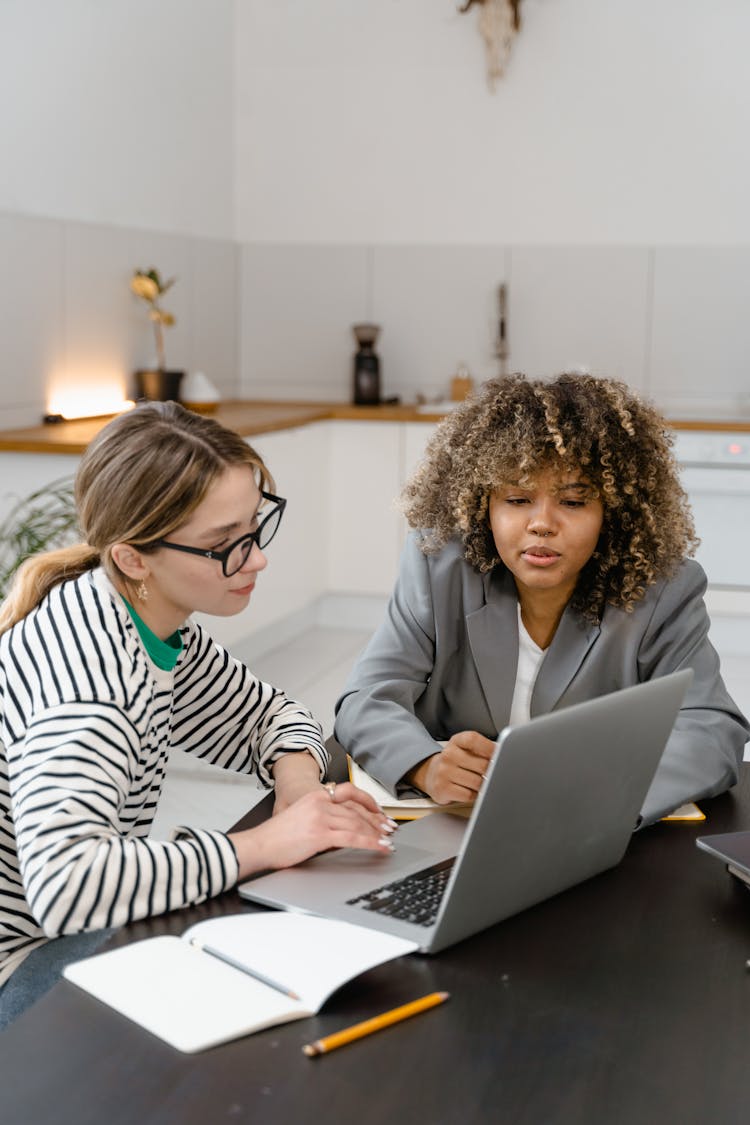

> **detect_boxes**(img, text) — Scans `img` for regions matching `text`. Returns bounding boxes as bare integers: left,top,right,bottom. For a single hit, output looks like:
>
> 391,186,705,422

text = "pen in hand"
190,939,301,1001
302,990,450,1057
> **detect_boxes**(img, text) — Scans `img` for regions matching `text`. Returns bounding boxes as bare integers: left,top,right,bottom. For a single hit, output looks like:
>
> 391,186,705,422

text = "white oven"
674,431,750,592
673,431,750,730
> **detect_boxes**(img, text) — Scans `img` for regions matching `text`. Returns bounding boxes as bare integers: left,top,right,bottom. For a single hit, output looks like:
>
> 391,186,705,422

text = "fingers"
447,730,497,761
329,780,382,815
308,786,397,850
327,804,396,852
325,780,398,834
233,788,397,879
420,733,497,805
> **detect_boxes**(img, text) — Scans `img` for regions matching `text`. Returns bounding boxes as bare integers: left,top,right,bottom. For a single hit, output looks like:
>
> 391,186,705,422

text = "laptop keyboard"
346,858,455,927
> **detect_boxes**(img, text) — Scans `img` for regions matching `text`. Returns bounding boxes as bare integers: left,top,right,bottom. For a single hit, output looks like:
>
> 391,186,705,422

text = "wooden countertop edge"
0,400,749,454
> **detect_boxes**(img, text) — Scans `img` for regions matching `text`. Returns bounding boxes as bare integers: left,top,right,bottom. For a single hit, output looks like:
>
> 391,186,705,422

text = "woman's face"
137,464,269,636
488,466,604,607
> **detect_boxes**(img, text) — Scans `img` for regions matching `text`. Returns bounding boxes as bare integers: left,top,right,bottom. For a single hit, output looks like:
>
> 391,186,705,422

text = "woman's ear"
110,543,149,582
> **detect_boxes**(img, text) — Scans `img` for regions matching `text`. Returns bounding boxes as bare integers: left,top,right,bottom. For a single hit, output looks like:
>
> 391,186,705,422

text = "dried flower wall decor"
459,0,522,90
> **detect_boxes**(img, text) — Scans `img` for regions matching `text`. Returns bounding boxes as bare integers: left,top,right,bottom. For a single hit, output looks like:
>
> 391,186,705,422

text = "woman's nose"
240,541,267,573
528,502,556,536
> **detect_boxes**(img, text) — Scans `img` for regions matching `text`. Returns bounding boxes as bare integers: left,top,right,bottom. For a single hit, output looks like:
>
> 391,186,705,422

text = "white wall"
3,2,750,427
236,2,750,413
234,0,750,245
0,0,235,239
0,1,238,426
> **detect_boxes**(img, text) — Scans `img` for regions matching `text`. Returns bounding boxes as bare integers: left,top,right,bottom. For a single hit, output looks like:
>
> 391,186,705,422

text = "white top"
508,605,546,726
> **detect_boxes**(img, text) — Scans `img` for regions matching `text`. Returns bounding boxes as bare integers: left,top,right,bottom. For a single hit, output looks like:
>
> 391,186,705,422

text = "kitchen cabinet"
324,420,404,595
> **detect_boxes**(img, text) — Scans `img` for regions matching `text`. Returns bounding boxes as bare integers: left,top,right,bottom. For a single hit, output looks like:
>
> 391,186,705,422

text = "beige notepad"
63,912,417,1053
662,802,705,822
348,757,472,821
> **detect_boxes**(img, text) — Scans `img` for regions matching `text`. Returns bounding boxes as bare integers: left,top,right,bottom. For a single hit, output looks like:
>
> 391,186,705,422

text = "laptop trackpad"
302,841,433,873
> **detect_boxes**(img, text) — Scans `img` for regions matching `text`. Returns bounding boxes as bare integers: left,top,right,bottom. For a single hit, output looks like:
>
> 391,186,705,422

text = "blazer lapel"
466,569,520,732
531,607,600,715
466,566,601,728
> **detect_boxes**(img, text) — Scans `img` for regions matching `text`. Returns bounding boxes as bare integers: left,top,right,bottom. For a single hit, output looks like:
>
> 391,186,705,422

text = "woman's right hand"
406,731,496,805
228,782,396,881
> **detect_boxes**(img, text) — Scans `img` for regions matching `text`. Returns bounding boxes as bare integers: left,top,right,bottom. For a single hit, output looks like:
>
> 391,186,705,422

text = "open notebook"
348,756,472,820
63,912,417,1052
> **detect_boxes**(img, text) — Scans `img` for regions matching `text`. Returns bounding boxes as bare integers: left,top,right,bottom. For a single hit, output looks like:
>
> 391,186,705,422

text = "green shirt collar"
122,598,184,671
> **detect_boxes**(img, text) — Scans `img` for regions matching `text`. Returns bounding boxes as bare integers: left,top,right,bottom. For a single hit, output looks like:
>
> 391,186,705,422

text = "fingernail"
386,817,398,829
381,821,396,834
378,837,396,851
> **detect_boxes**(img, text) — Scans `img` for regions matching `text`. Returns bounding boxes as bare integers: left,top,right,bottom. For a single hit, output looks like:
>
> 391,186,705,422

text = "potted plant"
130,267,184,401
0,478,78,600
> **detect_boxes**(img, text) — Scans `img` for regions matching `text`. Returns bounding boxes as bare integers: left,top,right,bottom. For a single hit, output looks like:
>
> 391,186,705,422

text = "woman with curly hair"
335,373,748,825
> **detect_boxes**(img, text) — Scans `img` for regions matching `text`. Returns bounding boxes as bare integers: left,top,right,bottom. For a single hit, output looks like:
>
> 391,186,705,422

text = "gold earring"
136,579,148,602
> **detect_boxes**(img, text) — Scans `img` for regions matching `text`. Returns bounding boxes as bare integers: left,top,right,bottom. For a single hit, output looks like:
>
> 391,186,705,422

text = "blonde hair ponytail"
0,544,100,635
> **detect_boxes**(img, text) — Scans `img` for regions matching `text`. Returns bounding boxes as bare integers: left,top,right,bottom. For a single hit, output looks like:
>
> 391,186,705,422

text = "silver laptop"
696,830,750,874
240,670,691,953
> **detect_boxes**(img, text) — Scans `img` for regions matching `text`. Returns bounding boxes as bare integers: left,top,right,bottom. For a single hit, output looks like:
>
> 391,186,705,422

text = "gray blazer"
334,534,749,825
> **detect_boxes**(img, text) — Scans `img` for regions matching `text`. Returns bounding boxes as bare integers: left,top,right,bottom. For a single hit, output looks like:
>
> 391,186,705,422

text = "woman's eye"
561,499,585,508
505,496,529,505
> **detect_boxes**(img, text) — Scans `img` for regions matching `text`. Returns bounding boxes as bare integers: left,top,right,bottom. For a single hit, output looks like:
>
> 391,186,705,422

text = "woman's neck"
517,587,573,650
110,575,186,641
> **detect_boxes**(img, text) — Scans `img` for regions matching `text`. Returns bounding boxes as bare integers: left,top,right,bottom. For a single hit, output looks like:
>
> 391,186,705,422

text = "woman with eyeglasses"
0,401,394,1027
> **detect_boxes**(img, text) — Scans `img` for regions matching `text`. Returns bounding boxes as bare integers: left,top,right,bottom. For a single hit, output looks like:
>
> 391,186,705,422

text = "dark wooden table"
4,765,750,1125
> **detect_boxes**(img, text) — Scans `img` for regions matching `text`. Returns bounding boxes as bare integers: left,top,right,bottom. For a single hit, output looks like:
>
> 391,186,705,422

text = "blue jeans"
0,929,113,1031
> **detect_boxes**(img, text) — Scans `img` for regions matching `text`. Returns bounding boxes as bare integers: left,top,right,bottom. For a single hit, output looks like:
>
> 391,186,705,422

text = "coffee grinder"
352,323,381,405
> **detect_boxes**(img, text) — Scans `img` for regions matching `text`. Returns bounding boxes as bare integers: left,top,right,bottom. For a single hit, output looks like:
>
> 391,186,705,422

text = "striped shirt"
0,568,327,987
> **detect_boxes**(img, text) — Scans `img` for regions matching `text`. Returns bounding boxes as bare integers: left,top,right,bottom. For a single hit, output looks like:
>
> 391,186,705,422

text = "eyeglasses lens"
225,505,283,576
257,505,282,550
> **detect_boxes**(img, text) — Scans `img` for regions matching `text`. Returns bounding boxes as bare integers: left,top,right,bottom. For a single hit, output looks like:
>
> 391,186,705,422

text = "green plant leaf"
0,477,78,600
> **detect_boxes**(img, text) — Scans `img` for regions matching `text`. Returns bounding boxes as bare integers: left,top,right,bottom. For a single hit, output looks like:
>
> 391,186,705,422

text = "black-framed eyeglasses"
152,491,287,577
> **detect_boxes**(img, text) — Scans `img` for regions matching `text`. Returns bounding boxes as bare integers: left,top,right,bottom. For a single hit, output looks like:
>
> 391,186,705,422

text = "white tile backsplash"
371,245,508,403
239,243,369,402
63,222,165,405
0,213,64,421
189,237,240,400
650,247,750,419
508,246,652,390
0,210,238,425
4,217,750,428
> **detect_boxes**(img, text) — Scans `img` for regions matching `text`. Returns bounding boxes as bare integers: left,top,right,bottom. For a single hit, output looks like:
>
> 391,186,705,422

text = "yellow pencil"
302,991,450,1057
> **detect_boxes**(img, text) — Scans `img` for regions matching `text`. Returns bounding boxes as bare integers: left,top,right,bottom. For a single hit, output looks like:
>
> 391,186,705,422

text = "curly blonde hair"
400,373,698,620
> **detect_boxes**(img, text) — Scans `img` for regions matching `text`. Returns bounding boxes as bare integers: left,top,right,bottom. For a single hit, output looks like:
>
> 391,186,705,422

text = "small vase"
134,369,185,403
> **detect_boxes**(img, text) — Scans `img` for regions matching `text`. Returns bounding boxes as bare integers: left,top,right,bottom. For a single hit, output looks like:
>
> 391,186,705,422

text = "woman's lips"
231,581,256,595
521,548,560,567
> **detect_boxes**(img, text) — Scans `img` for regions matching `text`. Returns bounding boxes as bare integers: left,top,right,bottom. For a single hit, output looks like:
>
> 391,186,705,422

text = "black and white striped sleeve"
171,625,328,786
8,701,239,938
